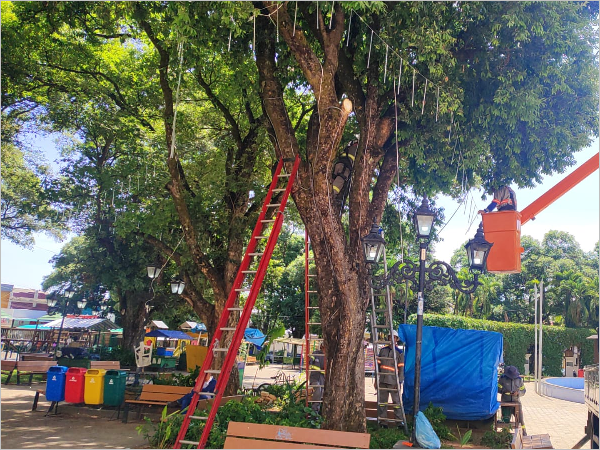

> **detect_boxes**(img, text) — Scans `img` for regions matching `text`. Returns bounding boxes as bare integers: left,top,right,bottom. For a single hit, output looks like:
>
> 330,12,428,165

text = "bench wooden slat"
137,393,187,403
15,361,57,372
224,436,335,449
125,400,174,406
226,422,370,449
1,360,17,371
89,361,120,370
141,385,191,395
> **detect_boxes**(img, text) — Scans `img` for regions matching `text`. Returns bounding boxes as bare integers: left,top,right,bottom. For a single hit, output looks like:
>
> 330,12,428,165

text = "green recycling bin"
103,370,128,406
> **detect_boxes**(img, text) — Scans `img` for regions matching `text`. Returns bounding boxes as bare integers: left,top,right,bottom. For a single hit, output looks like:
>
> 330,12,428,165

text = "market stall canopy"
35,313,64,322
179,321,207,332
151,320,169,329
16,324,53,330
44,317,118,332
145,329,194,340
244,328,266,349
274,337,307,346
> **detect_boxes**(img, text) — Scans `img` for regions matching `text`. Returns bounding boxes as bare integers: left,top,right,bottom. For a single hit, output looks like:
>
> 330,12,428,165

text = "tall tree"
253,1,597,430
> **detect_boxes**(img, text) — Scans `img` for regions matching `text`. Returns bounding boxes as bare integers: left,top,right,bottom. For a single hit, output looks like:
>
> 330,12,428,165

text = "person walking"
309,342,326,412
375,331,405,427
498,365,527,435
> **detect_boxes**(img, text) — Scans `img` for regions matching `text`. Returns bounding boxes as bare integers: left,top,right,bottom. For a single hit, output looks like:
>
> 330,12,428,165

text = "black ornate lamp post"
363,198,493,443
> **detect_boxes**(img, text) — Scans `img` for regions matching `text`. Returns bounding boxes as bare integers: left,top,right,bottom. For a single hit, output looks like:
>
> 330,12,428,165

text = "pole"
538,280,544,382
55,301,69,358
411,241,427,444
404,280,409,324
533,284,540,394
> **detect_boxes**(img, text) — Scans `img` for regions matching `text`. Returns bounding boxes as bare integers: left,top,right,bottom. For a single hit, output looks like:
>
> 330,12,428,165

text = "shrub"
480,429,513,448
140,379,322,448
423,402,452,440
367,422,408,449
152,367,200,387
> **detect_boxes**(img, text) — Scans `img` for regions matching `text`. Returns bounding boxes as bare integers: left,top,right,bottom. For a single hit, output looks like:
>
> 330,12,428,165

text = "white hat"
390,330,399,338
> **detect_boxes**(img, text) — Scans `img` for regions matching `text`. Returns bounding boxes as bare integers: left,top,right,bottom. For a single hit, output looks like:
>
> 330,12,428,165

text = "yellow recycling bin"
84,369,106,405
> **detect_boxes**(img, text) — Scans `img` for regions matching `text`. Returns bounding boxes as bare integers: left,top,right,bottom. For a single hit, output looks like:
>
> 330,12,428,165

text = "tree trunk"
120,291,150,351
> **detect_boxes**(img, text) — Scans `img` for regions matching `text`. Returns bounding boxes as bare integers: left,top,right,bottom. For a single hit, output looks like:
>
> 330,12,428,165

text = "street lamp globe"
413,197,436,240
77,299,87,309
171,278,185,295
64,288,75,299
47,298,58,308
362,220,386,264
147,264,161,280
465,222,494,272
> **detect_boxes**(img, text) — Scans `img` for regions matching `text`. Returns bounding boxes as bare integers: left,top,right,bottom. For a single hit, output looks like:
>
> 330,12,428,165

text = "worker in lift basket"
478,185,517,214
498,365,527,435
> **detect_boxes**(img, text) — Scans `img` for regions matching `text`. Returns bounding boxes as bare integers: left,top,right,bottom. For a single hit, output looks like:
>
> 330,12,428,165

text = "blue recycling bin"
46,366,68,402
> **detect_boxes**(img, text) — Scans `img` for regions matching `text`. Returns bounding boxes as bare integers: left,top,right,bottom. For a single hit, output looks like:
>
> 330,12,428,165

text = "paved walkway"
1,366,589,449
0,385,146,449
520,381,588,450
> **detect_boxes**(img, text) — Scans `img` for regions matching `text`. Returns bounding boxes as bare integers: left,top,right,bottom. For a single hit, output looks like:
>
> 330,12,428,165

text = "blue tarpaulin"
244,328,266,349
398,324,503,421
145,329,194,340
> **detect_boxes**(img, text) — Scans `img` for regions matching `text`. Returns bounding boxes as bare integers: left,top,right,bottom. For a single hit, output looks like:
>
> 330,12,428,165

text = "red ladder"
174,155,300,449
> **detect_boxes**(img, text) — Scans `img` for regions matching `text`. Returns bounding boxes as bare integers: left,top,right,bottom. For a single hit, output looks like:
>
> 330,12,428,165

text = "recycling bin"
103,370,127,406
84,369,106,405
65,367,87,403
46,366,68,402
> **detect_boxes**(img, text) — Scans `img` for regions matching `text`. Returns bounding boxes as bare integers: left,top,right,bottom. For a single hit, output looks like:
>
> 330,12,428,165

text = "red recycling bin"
578,369,584,377
64,367,87,403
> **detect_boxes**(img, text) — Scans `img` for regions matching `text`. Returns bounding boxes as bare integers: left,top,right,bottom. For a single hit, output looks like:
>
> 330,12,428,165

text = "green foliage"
480,429,513,449
98,346,136,366
410,314,596,375
367,422,409,449
140,384,323,449
0,113,64,247
152,367,200,387
423,402,452,440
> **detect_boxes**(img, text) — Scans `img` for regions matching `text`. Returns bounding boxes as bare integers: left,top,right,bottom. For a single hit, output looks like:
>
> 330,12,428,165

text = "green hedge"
407,314,595,376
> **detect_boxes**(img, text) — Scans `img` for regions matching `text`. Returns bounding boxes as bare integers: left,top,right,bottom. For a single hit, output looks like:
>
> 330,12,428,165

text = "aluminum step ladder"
368,241,409,433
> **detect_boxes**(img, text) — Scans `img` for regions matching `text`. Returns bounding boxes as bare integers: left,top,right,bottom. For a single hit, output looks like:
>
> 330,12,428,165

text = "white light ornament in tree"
171,278,185,295
147,264,161,280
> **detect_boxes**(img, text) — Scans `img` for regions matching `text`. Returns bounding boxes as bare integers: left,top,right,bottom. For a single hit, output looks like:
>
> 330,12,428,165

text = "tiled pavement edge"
520,381,588,450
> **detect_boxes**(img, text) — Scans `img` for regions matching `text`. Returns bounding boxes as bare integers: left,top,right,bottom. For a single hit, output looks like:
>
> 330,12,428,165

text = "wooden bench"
1,360,17,382
3,360,57,385
89,360,121,370
511,426,553,449
20,353,54,361
223,421,371,449
246,356,257,364
121,383,243,423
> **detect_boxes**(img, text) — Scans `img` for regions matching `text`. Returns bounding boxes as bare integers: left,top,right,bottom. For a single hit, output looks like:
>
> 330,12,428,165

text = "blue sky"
1,137,598,290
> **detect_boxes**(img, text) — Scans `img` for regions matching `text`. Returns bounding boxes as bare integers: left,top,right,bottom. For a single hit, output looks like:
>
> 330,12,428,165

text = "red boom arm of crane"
520,152,599,225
